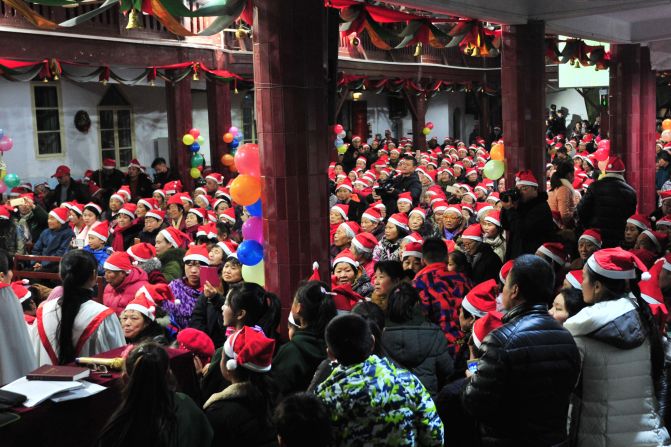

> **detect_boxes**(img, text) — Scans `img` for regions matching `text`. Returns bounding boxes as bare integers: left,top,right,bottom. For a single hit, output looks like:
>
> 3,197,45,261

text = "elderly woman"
332,249,373,297
443,204,467,241
460,224,502,284
331,221,359,260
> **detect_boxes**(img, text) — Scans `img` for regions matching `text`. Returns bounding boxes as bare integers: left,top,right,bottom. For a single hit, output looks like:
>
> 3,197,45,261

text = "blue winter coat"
32,225,74,266
83,245,112,275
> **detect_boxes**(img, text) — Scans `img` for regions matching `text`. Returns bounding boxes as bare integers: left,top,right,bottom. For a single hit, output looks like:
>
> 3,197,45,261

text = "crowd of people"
1,120,671,446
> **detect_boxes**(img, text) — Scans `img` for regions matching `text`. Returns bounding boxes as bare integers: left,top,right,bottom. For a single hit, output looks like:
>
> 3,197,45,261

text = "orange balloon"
490,144,505,161
221,154,235,166
229,164,238,173
663,119,671,131
223,133,234,143
230,174,261,206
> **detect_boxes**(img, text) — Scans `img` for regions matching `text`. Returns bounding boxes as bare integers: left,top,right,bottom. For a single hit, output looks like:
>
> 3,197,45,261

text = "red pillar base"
609,44,656,215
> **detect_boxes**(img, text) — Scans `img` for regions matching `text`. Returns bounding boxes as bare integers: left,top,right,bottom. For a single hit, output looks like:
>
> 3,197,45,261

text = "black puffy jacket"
461,303,581,447
501,192,555,260
577,175,637,247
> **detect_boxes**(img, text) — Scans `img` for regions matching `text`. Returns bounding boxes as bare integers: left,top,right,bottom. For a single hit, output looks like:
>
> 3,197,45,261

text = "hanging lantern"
126,8,142,30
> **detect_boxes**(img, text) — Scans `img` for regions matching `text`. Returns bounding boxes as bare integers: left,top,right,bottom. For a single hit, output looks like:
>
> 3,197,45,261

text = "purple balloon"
242,216,263,244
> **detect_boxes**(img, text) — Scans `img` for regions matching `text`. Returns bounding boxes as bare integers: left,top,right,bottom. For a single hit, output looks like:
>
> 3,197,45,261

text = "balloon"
663,119,671,131
230,140,239,149
242,216,263,243
242,260,265,286
237,240,264,266
221,154,235,166
335,124,344,134
426,122,434,130
338,131,346,139
483,160,505,180
228,126,239,134
4,173,20,188
337,145,347,155
594,148,609,161
223,133,234,143
335,138,344,146
229,164,238,173
189,128,200,138
197,136,205,145
663,130,671,143
490,144,505,161
246,199,263,217
182,134,195,145
422,127,430,136
189,168,201,179
234,143,260,177
0,181,6,194
197,165,204,172
236,133,244,141
596,139,610,151
0,136,13,152
191,153,204,168
189,142,200,152
230,174,261,206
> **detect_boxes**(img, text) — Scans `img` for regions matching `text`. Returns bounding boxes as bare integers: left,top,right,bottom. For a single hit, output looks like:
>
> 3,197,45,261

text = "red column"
609,44,656,215
165,76,194,191
500,21,546,186
206,78,233,180
406,93,427,150
253,0,330,315
479,93,491,141
351,100,368,140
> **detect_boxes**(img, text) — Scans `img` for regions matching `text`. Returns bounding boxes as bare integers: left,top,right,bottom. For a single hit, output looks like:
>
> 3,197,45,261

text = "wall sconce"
352,92,363,101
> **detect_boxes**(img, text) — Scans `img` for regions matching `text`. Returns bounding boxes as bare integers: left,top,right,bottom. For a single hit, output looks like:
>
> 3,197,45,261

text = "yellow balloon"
183,134,195,146
242,260,265,286
190,167,201,179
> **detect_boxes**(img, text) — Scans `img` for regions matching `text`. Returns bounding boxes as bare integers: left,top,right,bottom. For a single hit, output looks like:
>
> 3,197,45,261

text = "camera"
500,188,521,203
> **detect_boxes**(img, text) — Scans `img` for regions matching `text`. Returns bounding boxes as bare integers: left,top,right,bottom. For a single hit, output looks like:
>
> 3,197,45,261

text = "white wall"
546,88,589,129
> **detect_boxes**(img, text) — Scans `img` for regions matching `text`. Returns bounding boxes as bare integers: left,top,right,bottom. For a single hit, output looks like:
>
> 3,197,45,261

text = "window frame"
30,82,66,159
97,105,136,172
241,91,257,144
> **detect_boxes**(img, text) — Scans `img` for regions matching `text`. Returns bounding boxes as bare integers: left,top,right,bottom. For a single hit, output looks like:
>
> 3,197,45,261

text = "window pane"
36,109,60,132
102,149,116,162
37,132,62,155
100,110,114,129
34,86,58,108
119,149,132,167
118,129,131,147
101,130,115,149
117,110,131,129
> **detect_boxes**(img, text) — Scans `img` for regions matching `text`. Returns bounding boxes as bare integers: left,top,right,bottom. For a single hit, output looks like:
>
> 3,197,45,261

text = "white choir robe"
0,285,37,385
29,298,125,366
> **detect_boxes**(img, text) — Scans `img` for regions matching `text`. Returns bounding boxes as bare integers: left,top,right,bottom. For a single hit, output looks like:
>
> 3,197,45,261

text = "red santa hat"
462,279,498,317
179,193,194,205
484,210,501,227
127,159,143,170
372,201,386,211
164,180,183,195
160,227,186,249
224,326,276,372
537,242,568,266
660,190,671,203
579,229,602,248
475,203,494,220
409,207,426,220
331,204,349,221
217,240,239,257
117,203,137,219
220,208,236,225
103,158,116,169
129,283,177,320
11,280,31,304
110,190,126,204
118,186,132,202
153,188,166,198
397,192,413,205
499,259,514,284
465,167,478,177
145,209,166,221
404,232,424,244
586,247,651,281
565,270,583,290
177,328,215,363
103,252,133,273
205,172,224,185
338,221,360,239
461,224,483,242
332,249,359,269
402,242,423,260
184,244,210,265
486,192,500,204
49,207,69,225
515,170,539,188
604,156,626,173
627,213,651,231
88,221,109,242
352,232,378,254
443,204,462,216
0,206,10,221
642,230,667,253
188,207,206,221
361,207,382,223
127,242,157,263
387,213,409,232
137,197,158,210
657,216,671,228
331,284,365,314
472,311,504,348
65,202,84,216
336,179,353,193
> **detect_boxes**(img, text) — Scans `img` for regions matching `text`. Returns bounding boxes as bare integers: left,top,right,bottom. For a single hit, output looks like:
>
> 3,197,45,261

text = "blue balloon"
335,138,343,146
237,240,263,266
230,140,239,149
189,142,200,152
246,199,263,217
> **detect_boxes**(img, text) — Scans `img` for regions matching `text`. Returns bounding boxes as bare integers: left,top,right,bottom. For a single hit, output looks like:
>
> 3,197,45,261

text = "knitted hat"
462,279,498,317
499,260,514,284
127,242,157,263
117,203,137,219
462,224,483,242
11,280,31,304
160,227,186,249
361,207,382,223
586,247,651,281
579,229,602,248
338,221,360,239
184,244,210,265
103,252,133,273
137,198,158,210
332,249,359,269
387,213,409,232
49,207,69,225
177,328,215,363
484,210,501,227
472,311,504,348
402,242,423,260
565,270,583,290
352,232,378,254
205,172,224,185
88,221,109,242
145,209,166,221
537,242,568,266
604,156,625,173
331,204,349,221
515,170,539,188
627,213,650,231
397,192,413,205
224,326,276,372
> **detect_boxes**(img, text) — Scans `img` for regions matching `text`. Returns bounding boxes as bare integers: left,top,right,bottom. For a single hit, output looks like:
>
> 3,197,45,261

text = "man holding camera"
500,170,555,260
373,154,422,214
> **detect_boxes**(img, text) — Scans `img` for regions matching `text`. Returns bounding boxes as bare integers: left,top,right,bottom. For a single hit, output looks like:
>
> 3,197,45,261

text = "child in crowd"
84,220,111,275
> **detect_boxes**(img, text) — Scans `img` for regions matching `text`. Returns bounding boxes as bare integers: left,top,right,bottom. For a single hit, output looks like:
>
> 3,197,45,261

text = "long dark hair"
97,343,177,447
57,250,97,364
223,354,278,428
227,282,281,340
293,281,337,339
550,160,574,190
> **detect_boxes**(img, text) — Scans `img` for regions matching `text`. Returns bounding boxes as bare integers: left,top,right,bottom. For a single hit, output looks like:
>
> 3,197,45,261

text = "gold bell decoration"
192,64,200,81
414,42,423,57
126,8,142,30
235,27,247,39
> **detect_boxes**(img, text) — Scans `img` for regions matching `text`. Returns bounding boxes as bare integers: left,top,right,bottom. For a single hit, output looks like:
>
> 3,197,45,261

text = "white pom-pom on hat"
226,359,237,371
641,271,652,281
